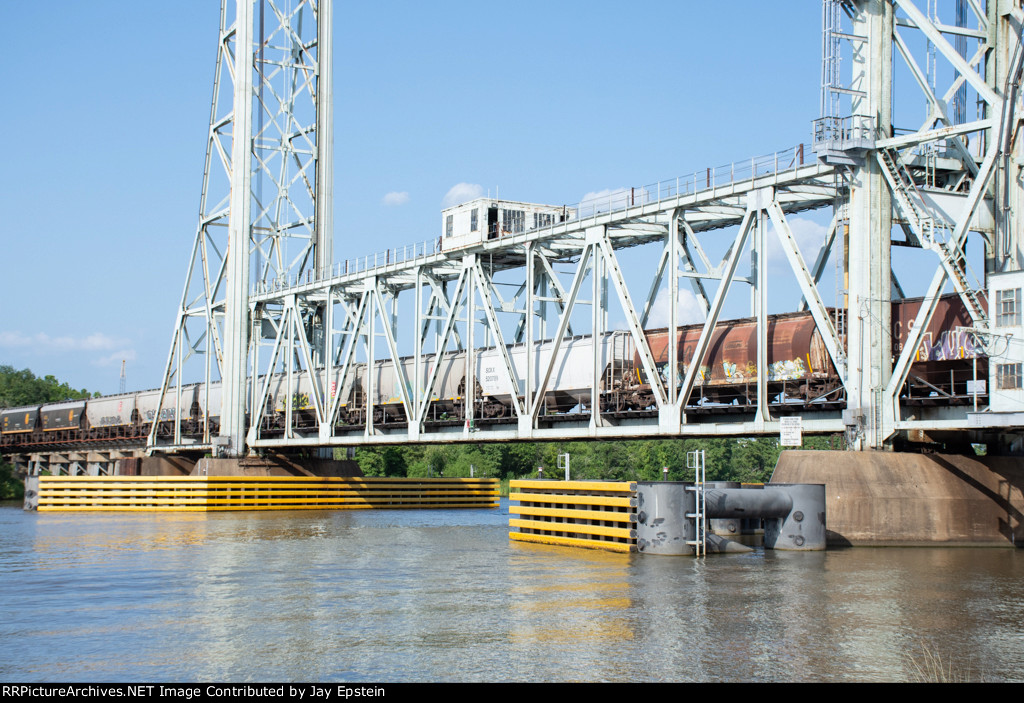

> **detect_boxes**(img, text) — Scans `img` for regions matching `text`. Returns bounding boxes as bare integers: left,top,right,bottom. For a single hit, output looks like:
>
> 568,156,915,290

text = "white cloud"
0,330,135,367
0,330,126,351
646,288,707,329
442,183,483,208
93,349,138,367
381,191,409,206
580,188,623,203
767,216,828,269
578,187,652,215
0,331,34,347
80,333,125,351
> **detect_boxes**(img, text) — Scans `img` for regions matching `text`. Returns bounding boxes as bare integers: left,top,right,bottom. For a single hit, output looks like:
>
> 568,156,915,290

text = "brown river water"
2,500,1022,682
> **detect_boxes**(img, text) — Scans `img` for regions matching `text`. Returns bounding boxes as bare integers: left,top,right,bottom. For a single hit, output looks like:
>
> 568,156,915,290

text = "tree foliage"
0,365,95,408
0,365,97,501
0,460,22,501
349,435,846,485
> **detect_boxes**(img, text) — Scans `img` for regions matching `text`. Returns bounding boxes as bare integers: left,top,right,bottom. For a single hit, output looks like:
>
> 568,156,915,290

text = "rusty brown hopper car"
637,293,985,408
892,293,986,404
890,293,986,361
639,311,836,406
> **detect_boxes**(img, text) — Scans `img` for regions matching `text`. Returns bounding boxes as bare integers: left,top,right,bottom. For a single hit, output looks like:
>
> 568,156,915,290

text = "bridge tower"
150,0,333,457
816,0,1023,449
845,0,895,451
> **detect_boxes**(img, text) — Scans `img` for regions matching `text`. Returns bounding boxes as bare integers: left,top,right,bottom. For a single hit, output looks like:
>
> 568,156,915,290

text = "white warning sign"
780,416,802,447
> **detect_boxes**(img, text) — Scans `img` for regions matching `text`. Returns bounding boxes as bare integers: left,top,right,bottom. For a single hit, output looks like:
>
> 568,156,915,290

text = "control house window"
470,208,478,232
502,209,524,234
997,288,1021,327
445,214,453,238
997,363,1023,390
534,213,553,229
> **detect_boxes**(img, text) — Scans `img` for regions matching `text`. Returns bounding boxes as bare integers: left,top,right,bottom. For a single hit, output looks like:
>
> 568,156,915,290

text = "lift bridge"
143,0,1024,461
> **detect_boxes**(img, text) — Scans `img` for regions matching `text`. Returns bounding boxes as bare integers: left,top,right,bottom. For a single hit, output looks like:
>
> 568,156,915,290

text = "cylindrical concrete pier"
635,481,696,555
763,483,827,551
23,475,39,511
706,481,742,537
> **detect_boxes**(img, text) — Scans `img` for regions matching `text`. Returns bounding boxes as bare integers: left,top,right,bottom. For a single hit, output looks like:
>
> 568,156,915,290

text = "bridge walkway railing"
253,143,815,297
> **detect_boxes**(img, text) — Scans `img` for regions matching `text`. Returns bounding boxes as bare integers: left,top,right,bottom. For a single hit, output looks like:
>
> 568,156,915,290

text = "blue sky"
0,3,875,395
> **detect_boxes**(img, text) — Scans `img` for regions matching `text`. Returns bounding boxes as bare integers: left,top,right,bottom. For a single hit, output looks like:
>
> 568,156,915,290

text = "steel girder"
824,0,1022,448
244,2,1023,451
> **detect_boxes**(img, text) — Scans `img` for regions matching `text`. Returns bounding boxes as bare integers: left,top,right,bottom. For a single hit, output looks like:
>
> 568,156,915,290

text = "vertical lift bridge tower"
151,0,333,458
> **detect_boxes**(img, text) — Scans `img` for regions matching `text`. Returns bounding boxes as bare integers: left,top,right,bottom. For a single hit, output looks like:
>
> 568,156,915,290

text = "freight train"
0,295,985,450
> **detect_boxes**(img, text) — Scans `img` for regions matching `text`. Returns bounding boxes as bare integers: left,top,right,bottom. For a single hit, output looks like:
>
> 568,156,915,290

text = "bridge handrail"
252,142,813,295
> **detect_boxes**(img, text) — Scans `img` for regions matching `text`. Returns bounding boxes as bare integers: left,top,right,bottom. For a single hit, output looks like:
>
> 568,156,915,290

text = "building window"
997,363,1023,390
502,209,524,234
534,212,553,229
445,214,453,238
470,208,478,232
997,288,1021,327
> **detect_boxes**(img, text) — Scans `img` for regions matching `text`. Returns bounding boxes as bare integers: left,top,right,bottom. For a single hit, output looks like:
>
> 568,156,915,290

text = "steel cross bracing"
237,149,845,450
147,0,1024,456
149,0,332,456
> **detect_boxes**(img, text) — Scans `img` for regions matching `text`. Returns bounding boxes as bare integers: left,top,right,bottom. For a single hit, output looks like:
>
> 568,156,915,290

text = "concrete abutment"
772,450,1024,546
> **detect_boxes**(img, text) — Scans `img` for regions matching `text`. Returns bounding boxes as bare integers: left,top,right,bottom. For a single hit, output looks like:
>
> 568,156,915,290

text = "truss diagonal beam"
472,262,525,418
530,246,592,421
598,235,667,409
416,267,470,426
676,210,755,413
893,0,998,106
373,284,413,423
768,201,847,384
886,134,1000,403
326,290,370,428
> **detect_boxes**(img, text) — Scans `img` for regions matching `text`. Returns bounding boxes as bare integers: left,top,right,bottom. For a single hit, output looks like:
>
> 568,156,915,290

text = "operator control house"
441,198,576,251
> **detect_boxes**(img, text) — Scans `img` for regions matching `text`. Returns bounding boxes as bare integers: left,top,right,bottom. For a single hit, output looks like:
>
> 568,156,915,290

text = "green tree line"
349,434,845,485
0,365,97,500
0,364,96,408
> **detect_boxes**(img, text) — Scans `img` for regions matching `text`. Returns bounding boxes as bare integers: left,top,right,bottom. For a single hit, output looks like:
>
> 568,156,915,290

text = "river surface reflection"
2,501,1022,682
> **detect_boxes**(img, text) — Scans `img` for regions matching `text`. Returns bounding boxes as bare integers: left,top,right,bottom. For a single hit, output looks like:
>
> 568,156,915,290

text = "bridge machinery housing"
3,1,1014,479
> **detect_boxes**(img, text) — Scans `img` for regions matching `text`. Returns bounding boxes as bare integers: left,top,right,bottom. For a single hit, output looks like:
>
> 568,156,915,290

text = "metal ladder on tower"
877,146,988,327
686,450,706,557
933,233,989,326
877,145,935,246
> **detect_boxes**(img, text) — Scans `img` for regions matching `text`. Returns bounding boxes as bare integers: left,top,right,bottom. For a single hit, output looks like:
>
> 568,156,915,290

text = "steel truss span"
143,0,1024,457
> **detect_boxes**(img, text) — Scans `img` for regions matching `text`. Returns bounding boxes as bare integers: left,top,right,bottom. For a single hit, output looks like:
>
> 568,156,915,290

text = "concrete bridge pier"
635,481,827,555
759,484,827,551
772,450,1024,546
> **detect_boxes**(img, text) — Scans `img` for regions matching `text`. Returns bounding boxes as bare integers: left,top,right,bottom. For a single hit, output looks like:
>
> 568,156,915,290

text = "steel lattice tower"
150,0,333,457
